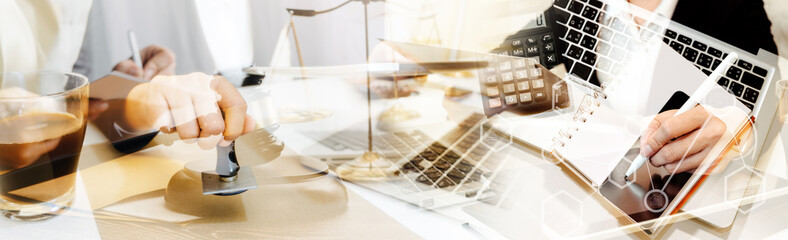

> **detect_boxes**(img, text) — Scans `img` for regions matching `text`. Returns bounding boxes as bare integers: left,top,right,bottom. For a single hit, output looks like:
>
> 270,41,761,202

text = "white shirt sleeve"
0,0,92,73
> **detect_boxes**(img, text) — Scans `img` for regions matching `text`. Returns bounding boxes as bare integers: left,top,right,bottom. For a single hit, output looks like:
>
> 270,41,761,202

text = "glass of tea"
0,71,89,221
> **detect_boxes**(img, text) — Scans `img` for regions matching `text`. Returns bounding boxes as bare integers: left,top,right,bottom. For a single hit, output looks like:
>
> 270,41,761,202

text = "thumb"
143,62,159,81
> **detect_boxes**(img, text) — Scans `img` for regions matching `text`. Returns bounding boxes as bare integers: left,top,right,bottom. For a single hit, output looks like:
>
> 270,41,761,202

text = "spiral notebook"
548,44,751,187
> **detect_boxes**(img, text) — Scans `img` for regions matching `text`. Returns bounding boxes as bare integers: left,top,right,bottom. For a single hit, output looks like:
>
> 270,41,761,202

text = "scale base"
336,152,397,181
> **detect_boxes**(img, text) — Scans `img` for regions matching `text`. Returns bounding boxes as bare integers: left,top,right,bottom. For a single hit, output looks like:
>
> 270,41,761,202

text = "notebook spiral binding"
551,89,608,149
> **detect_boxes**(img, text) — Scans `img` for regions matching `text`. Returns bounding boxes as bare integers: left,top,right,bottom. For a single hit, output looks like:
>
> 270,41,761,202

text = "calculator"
478,10,570,116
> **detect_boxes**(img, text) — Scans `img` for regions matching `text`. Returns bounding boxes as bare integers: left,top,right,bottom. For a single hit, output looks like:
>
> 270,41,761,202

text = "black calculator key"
737,60,753,71
741,72,764,89
697,53,713,68
743,88,759,104
728,82,745,97
555,9,570,24
581,51,597,66
717,77,730,88
663,37,670,44
669,41,683,53
525,37,538,45
566,45,583,59
542,34,553,42
677,34,692,45
753,66,768,77
665,29,677,39
682,48,698,62
569,16,585,30
582,6,598,20
544,42,555,52
555,0,570,8
582,21,599,35
707,47,722,58
525,45,539,56
546,53,558,64
691,41,707,51
726,67,742,80
580,35,597,50
570,62,593,80
576,0,587,2
589,0,603,8
568,1,584,14
566,30,582,43
512,47,525,57
511,39,523,47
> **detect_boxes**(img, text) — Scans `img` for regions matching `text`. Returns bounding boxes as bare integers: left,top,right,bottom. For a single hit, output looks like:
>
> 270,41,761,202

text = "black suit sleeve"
671,0,777,55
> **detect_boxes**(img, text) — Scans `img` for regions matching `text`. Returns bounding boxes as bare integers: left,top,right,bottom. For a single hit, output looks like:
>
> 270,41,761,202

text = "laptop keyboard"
316,113,509,203
552,0,768,110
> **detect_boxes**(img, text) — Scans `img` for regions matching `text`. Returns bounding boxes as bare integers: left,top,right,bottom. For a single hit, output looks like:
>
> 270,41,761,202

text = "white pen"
128,30,143,69
625,52,739,178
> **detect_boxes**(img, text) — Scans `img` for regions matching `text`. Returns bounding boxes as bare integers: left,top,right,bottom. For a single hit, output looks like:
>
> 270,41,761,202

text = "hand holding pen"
625,53,739,178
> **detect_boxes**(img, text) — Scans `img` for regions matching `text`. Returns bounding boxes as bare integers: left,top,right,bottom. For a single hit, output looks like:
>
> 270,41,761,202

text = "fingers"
87,98,109,121
141,45,176,80
663,148,712,173
113,59,143,78
641,106,708,157
163,90,199,140
193,93,225,149
244,114,256,134
649,130,708,167
212,76,248,141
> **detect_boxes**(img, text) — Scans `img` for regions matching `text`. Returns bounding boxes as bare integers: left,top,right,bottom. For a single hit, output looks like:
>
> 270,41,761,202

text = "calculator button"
513,59,527,69
527,57,541,66
534,92,547,102
504,95,518,105
526,37,537,45
519,92,532,103
486,87,500,97
485,65,497,73
501,72,515,82
542,34,553,42
517,81,530,91
502,84,516,93
488,98,502,108
529,68,543,78
512,48,525,57
499,61,512,71
525,57,539,67
544,42,555,52
532,79,545,88
515,70,528,80
546,53,558,64
511,39,523,47
485,75,498,84
525,46,539,56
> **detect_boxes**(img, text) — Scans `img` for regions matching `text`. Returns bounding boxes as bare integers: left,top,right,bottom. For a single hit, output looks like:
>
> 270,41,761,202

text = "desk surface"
2,76,788,239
